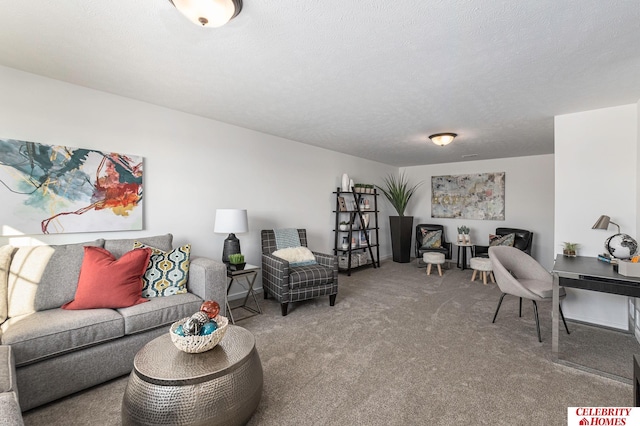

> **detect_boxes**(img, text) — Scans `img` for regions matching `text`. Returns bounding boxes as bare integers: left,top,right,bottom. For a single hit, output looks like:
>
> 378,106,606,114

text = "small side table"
453,242,473,270
226,264,262,324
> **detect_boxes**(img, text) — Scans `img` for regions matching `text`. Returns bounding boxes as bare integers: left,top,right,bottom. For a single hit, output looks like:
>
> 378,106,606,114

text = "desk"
453,242,473,270
552,255,640,382
226,264,262,324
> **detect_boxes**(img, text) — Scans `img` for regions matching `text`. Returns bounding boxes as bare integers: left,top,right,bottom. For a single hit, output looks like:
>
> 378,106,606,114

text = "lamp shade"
429,133,457,146
592,215,611,230
169,0,242,27
592,215,620,234
214,209,248,234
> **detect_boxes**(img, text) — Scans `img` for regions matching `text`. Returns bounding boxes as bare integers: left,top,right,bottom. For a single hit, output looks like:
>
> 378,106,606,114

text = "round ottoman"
122,325,263,426
423,252,445,276
470,257,495,285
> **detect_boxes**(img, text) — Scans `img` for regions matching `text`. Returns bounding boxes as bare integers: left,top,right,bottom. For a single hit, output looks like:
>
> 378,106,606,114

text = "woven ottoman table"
423,252,445,276
470,257,495,285
122,325,263,426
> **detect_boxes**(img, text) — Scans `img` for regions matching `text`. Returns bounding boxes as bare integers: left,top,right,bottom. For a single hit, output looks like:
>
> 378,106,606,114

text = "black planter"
389,216,414,263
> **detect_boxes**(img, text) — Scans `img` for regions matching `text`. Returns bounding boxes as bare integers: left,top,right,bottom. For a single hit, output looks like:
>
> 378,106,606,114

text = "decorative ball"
200,300,220,319
605,233,639,260
199,320,218,336
190,311,209,325
182,317,201,336
175,325,185,337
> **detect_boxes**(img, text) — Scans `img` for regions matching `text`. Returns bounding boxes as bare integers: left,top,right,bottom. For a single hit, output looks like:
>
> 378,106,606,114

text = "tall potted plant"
376,173,423,263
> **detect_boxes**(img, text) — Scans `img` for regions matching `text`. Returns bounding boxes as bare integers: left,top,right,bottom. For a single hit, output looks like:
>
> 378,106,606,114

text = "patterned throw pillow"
489,233,516,247
133,241,191,297
421,229,442,249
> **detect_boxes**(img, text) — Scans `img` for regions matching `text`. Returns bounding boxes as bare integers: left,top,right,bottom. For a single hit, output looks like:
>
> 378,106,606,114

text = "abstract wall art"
0,138,143,235
431,172,505,220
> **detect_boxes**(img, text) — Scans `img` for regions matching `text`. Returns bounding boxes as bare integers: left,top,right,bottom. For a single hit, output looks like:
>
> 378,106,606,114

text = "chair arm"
443,241,452,260
313,251,337,269
187,257,228,316
473,245,490,258
262,252,290,282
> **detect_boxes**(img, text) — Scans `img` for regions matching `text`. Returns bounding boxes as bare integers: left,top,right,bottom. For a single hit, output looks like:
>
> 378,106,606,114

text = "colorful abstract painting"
431,172,505,220
0,138,143,235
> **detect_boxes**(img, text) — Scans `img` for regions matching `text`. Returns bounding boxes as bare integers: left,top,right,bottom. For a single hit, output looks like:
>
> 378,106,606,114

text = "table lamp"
592,214,638,259
214,209,248,264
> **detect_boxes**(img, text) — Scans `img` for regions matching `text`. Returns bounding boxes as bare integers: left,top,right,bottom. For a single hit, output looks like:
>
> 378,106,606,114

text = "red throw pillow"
62,246,151,310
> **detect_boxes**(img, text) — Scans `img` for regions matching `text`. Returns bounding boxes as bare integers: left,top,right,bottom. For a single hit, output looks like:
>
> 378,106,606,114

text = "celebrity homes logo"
568,407,639,425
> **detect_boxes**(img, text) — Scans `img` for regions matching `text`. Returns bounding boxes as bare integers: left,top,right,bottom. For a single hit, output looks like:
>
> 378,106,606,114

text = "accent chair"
473,227,533,258
489,245,570,342
261,229,338,316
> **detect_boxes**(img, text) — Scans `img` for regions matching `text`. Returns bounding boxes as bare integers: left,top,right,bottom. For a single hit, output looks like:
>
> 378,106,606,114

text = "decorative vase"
342,236,349,250
458,234,464,243
349,179,355,192
340,224,348,231
341,173,350,192
389,216,413,263
463,234,470,244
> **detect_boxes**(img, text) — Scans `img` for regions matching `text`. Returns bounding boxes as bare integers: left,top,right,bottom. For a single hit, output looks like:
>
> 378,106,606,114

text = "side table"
122,326,263,426
227,264,262,324
453,242,473,270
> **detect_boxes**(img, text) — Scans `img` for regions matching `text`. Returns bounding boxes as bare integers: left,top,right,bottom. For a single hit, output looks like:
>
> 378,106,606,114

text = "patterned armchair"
473,227,533,258
415,224,452,266
261,229,338,316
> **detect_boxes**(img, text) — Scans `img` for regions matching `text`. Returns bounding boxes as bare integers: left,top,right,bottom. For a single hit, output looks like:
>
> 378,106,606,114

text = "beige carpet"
23,261,634,425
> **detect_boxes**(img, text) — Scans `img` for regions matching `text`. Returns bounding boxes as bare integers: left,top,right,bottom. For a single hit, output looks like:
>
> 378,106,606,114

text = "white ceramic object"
341,173,350,192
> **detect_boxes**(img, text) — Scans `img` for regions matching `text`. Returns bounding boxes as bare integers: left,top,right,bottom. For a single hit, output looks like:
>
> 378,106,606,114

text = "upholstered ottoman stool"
470,257,495,285
423,252,445,276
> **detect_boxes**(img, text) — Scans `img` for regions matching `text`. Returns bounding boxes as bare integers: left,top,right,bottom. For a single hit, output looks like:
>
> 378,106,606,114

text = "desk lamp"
214,209,248,264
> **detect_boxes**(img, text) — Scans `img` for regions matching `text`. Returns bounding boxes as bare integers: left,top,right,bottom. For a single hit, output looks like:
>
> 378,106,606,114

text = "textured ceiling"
1,1,640,166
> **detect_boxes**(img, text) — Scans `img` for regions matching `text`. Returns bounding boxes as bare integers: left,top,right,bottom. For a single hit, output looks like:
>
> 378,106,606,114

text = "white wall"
555,104,638,330
0,66,398,298
403,155,555,269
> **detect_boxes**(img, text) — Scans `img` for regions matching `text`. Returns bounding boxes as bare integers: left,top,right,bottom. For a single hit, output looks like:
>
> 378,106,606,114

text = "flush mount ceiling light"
429,133,457,146
169,0,242,27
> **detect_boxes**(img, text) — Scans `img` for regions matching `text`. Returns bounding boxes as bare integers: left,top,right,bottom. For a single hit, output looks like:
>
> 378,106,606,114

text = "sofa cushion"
7,245,55,318
117,293,202,335
1,309,124,367
133,241,191,297
289,264,334,289
62,247,151,310
0,246,17,323
35,239,105,312
104,234,173,259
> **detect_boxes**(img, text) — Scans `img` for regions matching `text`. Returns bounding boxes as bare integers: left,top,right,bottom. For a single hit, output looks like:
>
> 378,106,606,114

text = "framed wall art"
431,172,505,220
0,138,143,235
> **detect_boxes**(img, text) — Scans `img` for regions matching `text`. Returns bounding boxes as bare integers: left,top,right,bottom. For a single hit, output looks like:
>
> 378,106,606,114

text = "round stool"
470,257,495,285
423,252,445,276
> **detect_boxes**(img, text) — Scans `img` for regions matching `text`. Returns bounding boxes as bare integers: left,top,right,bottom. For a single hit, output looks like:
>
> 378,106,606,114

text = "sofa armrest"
187,257,228,316
312,251,336,269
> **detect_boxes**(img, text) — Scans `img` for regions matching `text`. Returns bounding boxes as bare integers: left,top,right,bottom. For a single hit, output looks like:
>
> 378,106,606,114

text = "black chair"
261,229,338,316
473,227,533,258
415,224,452,267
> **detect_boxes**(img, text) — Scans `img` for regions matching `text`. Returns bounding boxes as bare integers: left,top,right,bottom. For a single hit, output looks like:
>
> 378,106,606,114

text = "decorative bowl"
170,315,228,353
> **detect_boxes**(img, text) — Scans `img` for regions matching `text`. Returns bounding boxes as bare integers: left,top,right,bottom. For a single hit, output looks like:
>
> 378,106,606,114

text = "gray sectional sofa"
0,234,227,414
